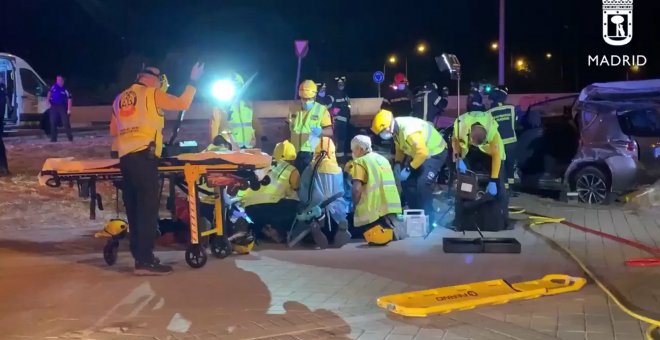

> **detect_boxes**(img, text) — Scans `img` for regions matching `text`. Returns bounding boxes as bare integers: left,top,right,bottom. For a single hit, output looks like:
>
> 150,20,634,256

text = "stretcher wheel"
103,239,119,266
185,245,208,269
210,236,232,259
261,175,271,186
249,180,261,191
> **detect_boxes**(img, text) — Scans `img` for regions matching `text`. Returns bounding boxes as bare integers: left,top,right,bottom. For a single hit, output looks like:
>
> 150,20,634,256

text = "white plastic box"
403,209,429,238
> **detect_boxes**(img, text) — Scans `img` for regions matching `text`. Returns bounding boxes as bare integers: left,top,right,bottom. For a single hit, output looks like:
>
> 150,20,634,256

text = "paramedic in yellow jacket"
451,114,509,227
209,73,259,149
110,63,204,276
371,109,447,222
348,135,402,246
289,80,333,174
242,140,300,243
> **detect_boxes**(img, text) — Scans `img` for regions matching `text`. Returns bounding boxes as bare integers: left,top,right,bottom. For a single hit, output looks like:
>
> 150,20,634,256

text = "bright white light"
211,80,236,102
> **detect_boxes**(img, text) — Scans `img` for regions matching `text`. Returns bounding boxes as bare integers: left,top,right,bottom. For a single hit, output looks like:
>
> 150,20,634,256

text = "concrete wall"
70,93,576,125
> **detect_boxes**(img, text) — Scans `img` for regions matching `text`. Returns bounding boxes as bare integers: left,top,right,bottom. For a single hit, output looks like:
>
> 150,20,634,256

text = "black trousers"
50,104,73,142
333,119,349,156
402,150,447,217
245,199,298,237
504,143,517,186
294,151,313,174
120,150,160,263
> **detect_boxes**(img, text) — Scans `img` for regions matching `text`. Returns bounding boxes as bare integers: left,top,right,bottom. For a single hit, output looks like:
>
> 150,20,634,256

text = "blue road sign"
373,71,385,84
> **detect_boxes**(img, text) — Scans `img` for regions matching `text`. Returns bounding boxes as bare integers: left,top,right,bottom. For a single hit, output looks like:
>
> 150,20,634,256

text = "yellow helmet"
273,140,297,161
96,219,128,238
298,80,318,99
363,224,393,246
314,136,336,160
371,109,394,135
233,240,255,254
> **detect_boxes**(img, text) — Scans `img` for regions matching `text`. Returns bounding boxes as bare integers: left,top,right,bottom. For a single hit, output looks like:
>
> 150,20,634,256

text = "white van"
0,53,50,126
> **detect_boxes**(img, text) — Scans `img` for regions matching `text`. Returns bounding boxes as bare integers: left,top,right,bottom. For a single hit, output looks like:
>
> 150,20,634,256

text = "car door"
19,68,49,117
616,107,660,182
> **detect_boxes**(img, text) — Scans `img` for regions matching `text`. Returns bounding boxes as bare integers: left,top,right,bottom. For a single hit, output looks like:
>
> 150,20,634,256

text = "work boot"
333,222,351,248
310,223,328,250
134,260,172,276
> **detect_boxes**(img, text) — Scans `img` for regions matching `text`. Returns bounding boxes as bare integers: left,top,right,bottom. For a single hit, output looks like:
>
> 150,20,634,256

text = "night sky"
1,0,659,103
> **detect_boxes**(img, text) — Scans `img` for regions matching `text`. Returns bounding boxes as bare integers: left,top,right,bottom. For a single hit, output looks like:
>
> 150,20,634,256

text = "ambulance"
0,53,50,126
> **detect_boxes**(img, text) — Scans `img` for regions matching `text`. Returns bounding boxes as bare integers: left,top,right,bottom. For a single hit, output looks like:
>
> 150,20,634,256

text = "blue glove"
457,159,467,174
393,164,402,176
399,167,411,181
310,126,322,137
486,181,498,196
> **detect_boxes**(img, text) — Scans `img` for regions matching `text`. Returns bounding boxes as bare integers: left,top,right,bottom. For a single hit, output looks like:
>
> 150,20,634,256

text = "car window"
528,95,577,118
19,68,47,97
617,108,660,137
581,111,597,128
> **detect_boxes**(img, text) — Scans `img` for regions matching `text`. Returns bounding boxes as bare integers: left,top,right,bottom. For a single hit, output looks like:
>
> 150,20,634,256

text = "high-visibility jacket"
210,101,255,149
488,104,517,145
289,102,329,153
353,152,402,227
394,117,447,168
112,84,164,158
453,111,506,160
242,161,299,207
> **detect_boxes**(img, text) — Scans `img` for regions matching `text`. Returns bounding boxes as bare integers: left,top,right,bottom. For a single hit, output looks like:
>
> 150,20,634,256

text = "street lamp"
545,52,553,60
515,58,528,72
416,43,427,54
630,65,640,72
388,55,397,64
490,42,499,51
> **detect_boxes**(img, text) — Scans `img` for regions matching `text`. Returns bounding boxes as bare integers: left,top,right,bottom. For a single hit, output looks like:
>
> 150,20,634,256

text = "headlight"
211,79,236,102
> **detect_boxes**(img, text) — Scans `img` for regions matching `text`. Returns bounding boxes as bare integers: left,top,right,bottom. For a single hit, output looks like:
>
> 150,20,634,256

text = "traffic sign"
294,40,309,58
373,71,385,84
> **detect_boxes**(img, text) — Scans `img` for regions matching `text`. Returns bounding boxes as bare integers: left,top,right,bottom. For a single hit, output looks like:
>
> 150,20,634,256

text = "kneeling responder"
289,80,333,173
111,63,204,275
292,137,350,249
242,140,300,243
371,109,447,223
487,86,517,192
348,135,402,246
209,73,257,149
452,110,510,229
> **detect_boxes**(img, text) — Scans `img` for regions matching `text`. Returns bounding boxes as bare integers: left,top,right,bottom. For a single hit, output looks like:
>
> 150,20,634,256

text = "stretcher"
377,274,586,317
39,150,272,268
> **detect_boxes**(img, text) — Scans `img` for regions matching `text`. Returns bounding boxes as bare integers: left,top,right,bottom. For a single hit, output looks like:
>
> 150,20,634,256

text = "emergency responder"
371,109,447,222
210,73,257,149
348,135,402,246
327,76,351,160
487,86,517,192
111,63,204,275
0,79,7,175
316,83,332,107
47,75,73,142
242,140,300,243
412,82,444,123
381,73,413,117
289,80,333,173
452,103,510,229
291,137,350,249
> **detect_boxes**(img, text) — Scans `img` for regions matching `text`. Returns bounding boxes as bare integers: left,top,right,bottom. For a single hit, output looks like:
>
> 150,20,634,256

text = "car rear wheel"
573,166,611,204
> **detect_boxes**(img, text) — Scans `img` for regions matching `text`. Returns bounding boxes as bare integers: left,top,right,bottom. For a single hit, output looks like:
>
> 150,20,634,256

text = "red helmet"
394,73,408,85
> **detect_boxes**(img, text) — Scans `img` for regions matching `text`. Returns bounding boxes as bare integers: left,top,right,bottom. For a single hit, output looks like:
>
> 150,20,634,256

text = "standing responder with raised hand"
111,62,204,275
289,80,333,173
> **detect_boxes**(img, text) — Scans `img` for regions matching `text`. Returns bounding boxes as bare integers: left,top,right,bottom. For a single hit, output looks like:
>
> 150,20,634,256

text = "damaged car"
516,80,660,204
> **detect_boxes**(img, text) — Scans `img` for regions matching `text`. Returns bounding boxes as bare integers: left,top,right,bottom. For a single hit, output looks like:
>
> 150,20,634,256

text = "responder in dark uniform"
327,76,351,160
111,63,204,275
412,82,445,123
487,86,517,192
0,79,8,175
47,76,73,142
381,73,413,117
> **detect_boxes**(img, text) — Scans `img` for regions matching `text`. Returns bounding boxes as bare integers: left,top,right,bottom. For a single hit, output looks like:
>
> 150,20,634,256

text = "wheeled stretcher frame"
40,159,270,268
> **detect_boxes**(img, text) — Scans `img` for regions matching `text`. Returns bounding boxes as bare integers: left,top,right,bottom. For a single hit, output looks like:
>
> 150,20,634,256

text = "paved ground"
0,136,658,339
